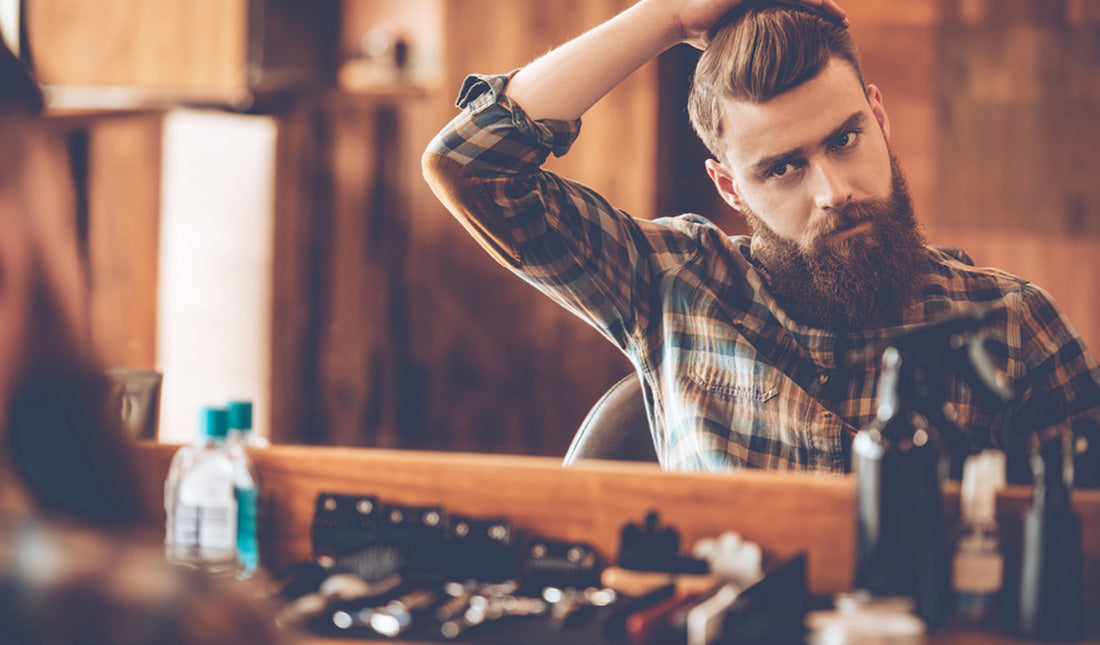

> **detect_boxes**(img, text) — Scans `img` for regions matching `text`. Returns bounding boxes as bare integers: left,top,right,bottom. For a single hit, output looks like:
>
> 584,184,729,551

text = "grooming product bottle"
164,406,239,577
226,400,261,579
852,347,952,628
952,449,1006,625
1018,432,1084,641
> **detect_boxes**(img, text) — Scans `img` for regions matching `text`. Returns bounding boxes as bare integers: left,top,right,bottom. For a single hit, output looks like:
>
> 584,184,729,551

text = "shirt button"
818,372,830,385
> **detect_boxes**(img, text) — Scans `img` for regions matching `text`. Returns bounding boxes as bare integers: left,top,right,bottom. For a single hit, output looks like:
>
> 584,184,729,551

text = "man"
422,0,1100,473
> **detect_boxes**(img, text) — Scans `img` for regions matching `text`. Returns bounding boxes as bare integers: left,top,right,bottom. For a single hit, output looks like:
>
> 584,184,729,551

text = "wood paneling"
936,15,1100,236
396,0,642,455
928,228,1100,355
44,111,164,370
928,1,1100,356
25,0,249,96
269,93,417,448
86,115,163,369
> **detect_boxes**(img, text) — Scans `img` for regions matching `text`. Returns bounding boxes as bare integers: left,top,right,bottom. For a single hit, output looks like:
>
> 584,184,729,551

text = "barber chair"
563,374,658,465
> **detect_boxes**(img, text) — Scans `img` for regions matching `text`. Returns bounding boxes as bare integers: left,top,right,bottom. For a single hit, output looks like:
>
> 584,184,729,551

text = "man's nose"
812,161,854,211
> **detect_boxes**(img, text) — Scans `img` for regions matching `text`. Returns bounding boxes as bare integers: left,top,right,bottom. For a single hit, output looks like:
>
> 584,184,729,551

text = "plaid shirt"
423,73,1100,473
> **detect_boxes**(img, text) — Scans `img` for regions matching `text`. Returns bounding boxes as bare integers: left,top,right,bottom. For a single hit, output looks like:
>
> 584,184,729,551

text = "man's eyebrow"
749,111,866,178
822,112,866,148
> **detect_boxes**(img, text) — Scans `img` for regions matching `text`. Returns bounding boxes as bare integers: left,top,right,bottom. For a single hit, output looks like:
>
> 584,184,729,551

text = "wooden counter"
135,443,1100,643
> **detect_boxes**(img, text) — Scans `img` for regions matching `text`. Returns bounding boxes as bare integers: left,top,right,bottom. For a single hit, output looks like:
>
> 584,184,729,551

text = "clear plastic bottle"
164,407,239,577
226,400,261,579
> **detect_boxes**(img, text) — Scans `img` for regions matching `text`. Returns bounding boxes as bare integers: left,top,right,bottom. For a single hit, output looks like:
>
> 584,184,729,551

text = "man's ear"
705,158,745,212
866,83,891,142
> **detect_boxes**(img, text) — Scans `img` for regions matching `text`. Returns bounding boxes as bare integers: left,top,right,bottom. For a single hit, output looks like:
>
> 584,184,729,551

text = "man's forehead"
718,58,870,168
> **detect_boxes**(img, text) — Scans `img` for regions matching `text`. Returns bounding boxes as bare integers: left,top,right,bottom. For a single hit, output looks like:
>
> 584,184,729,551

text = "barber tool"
439,579,546,640
625,591,706,645
328,588,438,637
435,581,476,622
380,503,447,580
522,538,600,588
312,493,380,557
273,541,406,628
1018,430,1084,641
664,581,731,636
370,588,439,637
619,511,708,573
604,582,677,639
852,311,1015,628
691,532,763,584
683,553,801,645
686,583,741,645
446,514,516,580
601,567,721,597
720,554,809,645
542,585,616,629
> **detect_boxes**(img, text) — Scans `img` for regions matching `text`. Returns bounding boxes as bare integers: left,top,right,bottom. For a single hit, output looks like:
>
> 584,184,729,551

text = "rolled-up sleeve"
422,73,704,352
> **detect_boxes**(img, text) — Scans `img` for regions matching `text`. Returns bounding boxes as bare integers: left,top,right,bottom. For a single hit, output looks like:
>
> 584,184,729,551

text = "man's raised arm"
504,0,848,122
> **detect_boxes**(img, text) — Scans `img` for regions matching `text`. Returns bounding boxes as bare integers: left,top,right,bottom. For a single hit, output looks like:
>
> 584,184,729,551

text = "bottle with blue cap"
164,406,239,576
226,400,261,579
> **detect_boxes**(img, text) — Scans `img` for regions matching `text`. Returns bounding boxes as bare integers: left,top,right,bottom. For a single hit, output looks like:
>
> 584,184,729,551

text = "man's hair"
0,37,43,115
0,37,44,179
0,37,153,526
687,2,864,161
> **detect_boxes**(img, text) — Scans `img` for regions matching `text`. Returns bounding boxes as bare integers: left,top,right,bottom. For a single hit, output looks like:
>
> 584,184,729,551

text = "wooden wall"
930,0,1100,354
273,0,646,453
43,110,164,371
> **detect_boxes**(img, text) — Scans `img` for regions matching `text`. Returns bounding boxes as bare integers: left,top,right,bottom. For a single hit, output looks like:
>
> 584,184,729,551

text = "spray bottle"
1018,430,1084,641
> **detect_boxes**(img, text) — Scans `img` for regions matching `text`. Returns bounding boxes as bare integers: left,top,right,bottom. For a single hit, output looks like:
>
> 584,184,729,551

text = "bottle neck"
196,434,226,447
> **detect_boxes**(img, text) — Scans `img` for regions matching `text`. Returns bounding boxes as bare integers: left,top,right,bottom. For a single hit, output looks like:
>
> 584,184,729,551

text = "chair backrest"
563,374,657,465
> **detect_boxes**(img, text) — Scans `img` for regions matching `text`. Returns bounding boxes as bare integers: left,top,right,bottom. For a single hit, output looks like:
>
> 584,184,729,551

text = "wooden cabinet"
24,0,338,107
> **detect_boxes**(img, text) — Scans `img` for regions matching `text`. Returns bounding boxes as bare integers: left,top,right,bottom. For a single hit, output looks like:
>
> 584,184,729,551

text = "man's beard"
746,154,927,331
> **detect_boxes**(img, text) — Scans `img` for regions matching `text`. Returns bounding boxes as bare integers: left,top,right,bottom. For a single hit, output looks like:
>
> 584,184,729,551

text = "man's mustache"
809,196,892,241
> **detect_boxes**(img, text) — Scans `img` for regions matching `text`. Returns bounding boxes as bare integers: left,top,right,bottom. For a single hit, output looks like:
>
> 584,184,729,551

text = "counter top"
136,443,1100,643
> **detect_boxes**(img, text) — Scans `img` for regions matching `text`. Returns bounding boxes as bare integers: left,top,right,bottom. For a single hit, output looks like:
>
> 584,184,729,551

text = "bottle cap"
961,449,1006,523
198,407,229,439
226,400,253,432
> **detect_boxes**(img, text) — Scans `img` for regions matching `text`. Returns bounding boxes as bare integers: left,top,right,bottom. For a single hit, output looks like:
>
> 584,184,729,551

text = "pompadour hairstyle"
687,2,864,161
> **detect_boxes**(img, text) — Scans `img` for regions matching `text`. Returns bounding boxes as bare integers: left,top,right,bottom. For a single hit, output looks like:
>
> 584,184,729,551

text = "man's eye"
769,163,793,178
831,129,860,151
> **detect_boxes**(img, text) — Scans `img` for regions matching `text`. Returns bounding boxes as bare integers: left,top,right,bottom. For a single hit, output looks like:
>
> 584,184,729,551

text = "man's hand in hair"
669,0,848,49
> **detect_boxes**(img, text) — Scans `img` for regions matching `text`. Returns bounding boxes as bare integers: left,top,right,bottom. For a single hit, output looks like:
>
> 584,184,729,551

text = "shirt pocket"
666,358,819,471
687,362,779,404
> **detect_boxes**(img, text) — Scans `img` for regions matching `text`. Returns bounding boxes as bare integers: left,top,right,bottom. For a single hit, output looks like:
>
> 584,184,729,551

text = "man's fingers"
786,0,850,26
816,0,850,25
